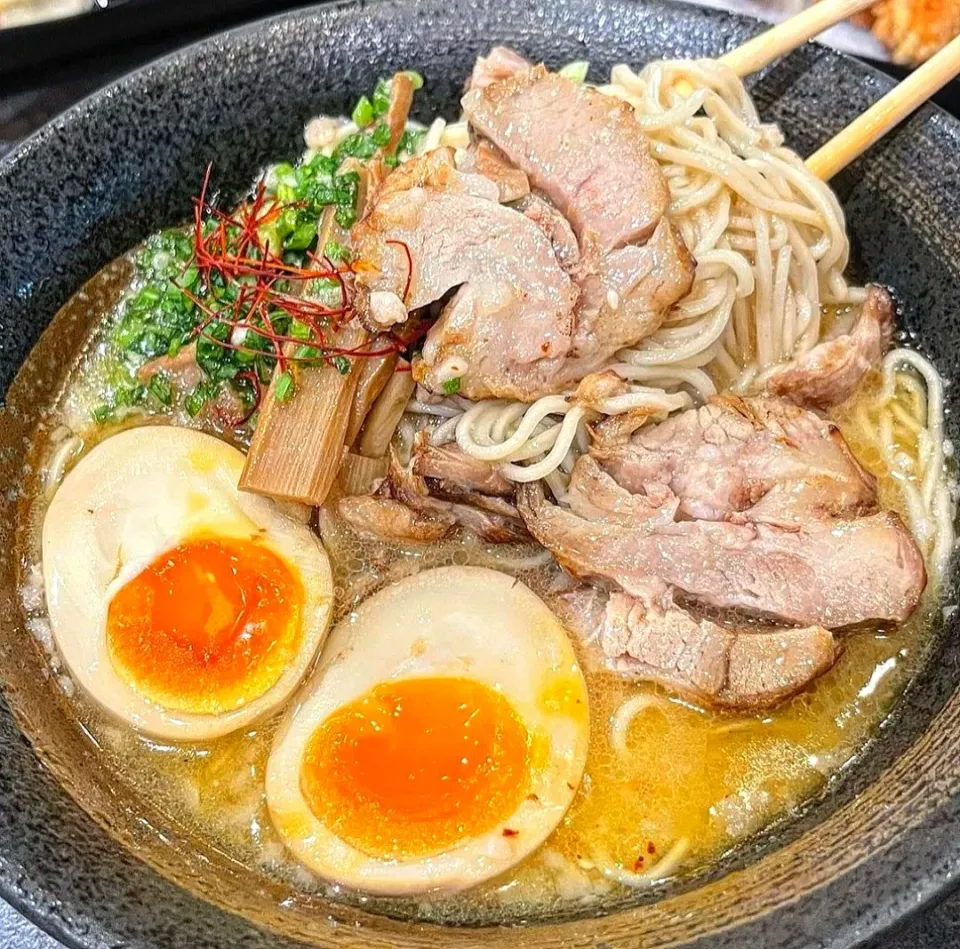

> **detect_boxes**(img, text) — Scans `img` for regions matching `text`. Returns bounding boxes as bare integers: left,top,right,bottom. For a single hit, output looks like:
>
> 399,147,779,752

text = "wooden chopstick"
718,0,879,77
806,31,960,179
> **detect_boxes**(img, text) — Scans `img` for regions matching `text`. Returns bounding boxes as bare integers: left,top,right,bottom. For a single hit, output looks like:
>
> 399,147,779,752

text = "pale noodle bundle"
602,58,862,391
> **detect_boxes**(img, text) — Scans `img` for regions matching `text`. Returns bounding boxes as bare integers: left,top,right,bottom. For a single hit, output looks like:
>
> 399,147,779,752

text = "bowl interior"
1,2,960,948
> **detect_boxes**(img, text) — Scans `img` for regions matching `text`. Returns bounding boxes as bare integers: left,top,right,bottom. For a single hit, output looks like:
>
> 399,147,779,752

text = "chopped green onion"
132,286,162,309
398,128,425,155
285,220,318,250
324,240,351,262
275,370,296,402
335,204,356,229
290,319,312,340
179,264,199,288
331,355,351,375
308,276,341,299
185,380,220,417
352,95,375,128
114,384,145,407
147,372,173,406
372,78,391,116
442,376,462,396
92,404,112,424
333,132,377,164
371,122,391,147
294,344,321,361
383,153,400,169
308,153,338,175
559,60,589,83
275,181,297,204
333,170,360,203
271,161,297,184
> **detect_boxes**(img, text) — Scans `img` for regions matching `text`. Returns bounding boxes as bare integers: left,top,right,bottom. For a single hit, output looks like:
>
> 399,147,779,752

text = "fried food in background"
853,0,960,63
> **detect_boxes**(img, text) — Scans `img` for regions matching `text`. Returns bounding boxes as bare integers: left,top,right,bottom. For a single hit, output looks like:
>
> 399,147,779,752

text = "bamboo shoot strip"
240,322,369,505
357,359,416,459
339,451,389,496
345,350,399,447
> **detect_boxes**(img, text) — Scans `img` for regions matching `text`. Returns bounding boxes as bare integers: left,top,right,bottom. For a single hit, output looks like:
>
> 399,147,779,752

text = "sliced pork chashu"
353,61,693,401
551,586,837,710
601,591,836,710
519,447,925,628
594,394,877,527
456,139,530,203
563,219,695,374
765,284,895,409
411,439,514,495
338,438,528,545
352,148,578,400
462,64,669,254
466,45,533,91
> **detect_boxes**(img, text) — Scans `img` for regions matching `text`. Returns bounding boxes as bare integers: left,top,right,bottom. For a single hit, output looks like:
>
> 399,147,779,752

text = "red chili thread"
385,238,413,303
176,167,432,373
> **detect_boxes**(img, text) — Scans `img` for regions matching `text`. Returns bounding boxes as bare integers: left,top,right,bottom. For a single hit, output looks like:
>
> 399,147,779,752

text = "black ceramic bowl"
2,1,960,947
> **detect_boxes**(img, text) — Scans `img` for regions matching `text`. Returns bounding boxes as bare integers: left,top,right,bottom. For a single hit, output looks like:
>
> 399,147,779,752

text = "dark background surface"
1,1,959,946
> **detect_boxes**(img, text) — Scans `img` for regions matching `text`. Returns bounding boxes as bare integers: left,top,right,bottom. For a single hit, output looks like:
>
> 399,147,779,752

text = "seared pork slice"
518,463,926,626
517,194,580,273
563,218,696,372
600,591,837,710
463,65,669,253
365,145,501,209
338,443,527,544
569,370,629,411
457,140,530,203
766,285,895,409
594,395,877,527
390,441,528,541
550,584,836,708
443,500,529,543
411,439,514,495
352,148,578,399
566,455,680,529
517,199,694,376
138,343,205,391
338,494,454,543
466,46,533,91
138,343,245,423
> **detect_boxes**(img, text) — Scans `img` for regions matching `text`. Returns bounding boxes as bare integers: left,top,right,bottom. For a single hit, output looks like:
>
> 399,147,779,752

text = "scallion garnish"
275,370,296,402
148,373,174,406
352,95,375,128
185,379,220,417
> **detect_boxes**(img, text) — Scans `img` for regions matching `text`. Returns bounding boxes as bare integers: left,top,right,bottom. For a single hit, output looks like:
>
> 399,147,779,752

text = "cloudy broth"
11,254,951,924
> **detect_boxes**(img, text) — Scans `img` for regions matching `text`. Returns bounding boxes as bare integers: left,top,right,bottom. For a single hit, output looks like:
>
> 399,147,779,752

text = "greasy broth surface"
12,261,949,923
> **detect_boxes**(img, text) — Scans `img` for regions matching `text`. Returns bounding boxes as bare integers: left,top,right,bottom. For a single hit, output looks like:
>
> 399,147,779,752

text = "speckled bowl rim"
1,2,960,948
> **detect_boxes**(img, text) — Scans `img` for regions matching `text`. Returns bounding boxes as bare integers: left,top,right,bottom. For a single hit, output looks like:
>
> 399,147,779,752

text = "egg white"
266,565,589,895
41,425,333,741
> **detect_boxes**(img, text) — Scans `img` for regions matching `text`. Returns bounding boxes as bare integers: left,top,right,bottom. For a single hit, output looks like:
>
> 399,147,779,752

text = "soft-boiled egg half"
41,426,333,741
266,565,589,894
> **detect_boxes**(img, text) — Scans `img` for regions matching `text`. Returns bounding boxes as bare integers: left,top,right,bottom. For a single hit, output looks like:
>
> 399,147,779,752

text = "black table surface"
2,3,960,947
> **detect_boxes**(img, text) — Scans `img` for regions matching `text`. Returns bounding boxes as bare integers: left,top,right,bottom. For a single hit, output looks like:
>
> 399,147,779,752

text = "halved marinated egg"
41,426,333,741
266,565,589,894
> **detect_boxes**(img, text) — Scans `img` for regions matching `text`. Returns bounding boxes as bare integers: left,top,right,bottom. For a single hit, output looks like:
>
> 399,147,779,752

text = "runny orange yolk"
106,537,303,715
300,677,531,859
